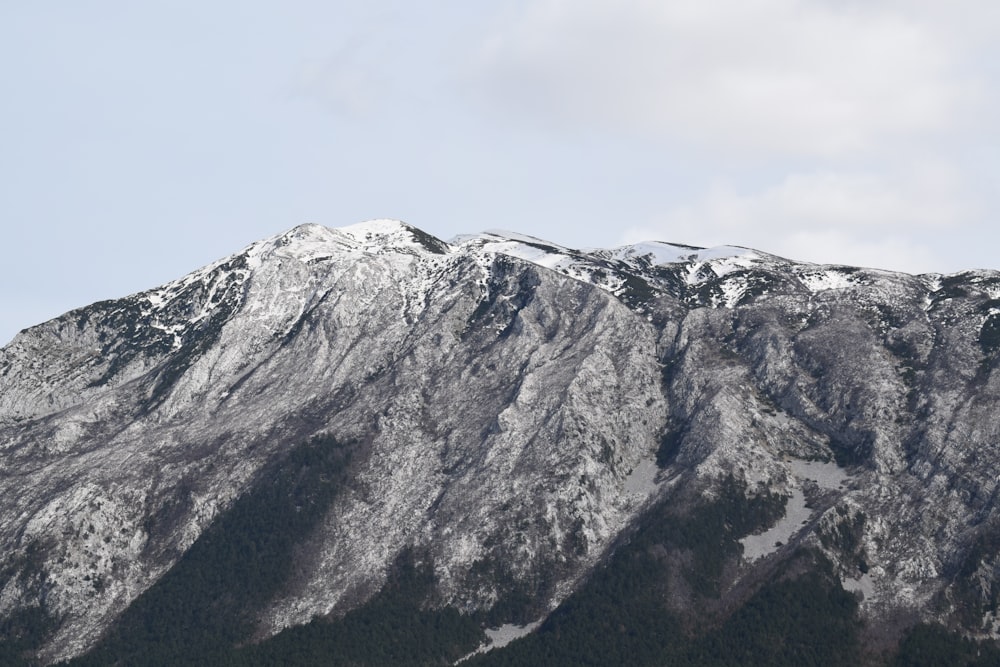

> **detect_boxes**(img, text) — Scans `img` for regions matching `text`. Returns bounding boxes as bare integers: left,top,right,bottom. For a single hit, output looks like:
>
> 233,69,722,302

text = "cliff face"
2,220,1000,663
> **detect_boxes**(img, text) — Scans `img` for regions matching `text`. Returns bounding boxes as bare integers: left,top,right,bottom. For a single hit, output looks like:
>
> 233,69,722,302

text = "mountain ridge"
3,221,1000,664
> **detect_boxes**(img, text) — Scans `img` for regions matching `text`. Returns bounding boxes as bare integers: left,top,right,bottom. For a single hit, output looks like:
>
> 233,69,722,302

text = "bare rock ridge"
2,219,1000,663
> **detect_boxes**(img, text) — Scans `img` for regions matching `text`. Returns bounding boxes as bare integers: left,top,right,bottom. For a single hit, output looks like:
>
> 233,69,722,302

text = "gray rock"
3,220,1000,662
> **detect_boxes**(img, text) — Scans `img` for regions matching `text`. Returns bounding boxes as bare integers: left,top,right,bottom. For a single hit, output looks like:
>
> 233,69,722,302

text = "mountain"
3,220,1000,665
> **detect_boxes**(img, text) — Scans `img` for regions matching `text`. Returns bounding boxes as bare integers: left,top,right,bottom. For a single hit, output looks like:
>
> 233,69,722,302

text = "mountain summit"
3,222,1000,664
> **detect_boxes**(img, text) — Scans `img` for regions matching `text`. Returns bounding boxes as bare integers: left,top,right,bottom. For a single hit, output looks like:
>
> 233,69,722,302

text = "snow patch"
798,270,858,292
484,621,542,650
605,242,757,267
623,458,661,498
457,621,542,663
707,253,762,276
843,573,876,602
788,459,849,490
471,239,571,270
740,487,809,561
715,275,750,308
741,460,848,561
334,219,445,257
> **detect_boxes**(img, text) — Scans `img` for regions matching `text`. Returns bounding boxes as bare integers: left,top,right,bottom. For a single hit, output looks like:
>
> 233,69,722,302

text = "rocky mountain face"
2,220,1000,664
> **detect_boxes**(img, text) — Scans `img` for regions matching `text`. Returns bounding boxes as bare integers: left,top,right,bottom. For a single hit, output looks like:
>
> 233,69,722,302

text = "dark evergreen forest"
4,443,987,667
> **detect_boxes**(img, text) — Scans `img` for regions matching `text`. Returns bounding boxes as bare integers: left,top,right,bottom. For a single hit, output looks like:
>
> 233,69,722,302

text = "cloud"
620,164,970,273
764,229,937,274
467,0,993,272
472,0,978,157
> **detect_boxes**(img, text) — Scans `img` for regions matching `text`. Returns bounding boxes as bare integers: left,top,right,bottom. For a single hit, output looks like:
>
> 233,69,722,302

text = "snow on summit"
66,220,928,359
336,219,421,247
602,241,759,266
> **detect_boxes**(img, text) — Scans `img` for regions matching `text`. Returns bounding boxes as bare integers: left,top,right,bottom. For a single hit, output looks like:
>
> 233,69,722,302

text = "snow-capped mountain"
3,220,1000,664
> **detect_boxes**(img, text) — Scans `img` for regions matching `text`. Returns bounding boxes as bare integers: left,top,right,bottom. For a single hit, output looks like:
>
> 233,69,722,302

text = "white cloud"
767,229,937,273
473,0,978,157
620,164,970,273
468,0,994,272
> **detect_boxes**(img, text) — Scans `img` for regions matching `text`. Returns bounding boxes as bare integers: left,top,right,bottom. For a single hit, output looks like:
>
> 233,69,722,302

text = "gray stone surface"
3,221,1000,661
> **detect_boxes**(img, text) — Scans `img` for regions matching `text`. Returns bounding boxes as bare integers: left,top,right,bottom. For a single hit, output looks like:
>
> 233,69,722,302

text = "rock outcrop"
2,220,1000,663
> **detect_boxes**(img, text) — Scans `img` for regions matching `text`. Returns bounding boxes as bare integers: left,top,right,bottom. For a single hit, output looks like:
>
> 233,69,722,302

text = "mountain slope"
2,220,1000,664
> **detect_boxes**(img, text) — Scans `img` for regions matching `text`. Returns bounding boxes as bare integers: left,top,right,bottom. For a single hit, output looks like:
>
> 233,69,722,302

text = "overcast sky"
2,1,999,345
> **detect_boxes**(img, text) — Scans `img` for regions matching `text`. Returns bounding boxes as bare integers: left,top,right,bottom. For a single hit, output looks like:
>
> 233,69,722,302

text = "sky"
2,1,999,345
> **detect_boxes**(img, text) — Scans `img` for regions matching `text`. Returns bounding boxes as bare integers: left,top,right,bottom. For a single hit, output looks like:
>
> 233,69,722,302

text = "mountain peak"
6,220,1000,664
277,222,337,243
334,219,450,255
605,240,761,266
